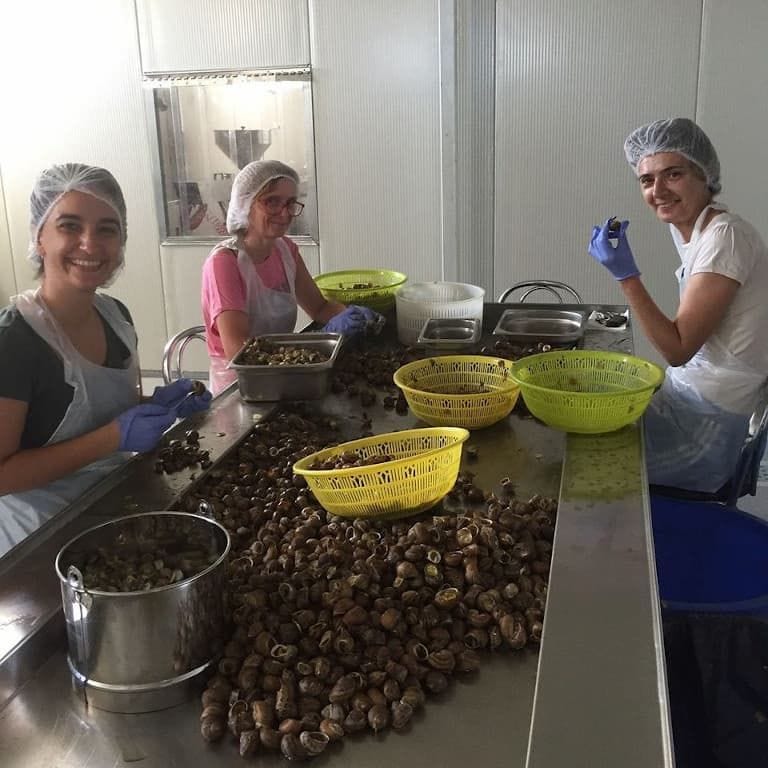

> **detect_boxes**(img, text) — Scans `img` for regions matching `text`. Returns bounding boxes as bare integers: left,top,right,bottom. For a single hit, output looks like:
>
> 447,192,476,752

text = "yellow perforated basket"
314,269,407,313
509,350,664,434
393,355,521,429
292,427,469,518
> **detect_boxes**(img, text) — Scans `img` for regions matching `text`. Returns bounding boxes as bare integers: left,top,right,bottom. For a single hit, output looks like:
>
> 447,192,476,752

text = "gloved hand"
588,217,641,281
151,378,212,418
323,305,385,335
116,404,176,452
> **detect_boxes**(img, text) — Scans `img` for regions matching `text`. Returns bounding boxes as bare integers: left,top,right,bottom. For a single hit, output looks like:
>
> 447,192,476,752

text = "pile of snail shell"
181,406,555,761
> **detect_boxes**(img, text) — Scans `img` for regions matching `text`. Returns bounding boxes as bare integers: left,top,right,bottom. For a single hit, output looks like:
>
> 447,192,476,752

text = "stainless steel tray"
417,317,481,352
492,309,586,344
228,333,342,401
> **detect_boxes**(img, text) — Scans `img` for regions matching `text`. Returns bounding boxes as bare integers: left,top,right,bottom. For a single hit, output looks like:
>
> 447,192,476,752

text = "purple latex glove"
117,404,176,452
588,217,640,281
323,305,385,335
151,378,212,418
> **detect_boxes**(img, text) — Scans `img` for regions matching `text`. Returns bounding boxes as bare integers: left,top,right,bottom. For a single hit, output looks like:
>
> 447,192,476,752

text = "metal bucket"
54,512,230,713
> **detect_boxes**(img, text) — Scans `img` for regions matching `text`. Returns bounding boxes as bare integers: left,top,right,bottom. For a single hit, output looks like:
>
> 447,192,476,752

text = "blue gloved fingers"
588,217,640,281
344,307,367,332
117,403,176,453
323,306,364,334
355,306,386,334
323,305,388,335
175,389,213,419
589,226,601,251
151,378,193,409
356,306,383,323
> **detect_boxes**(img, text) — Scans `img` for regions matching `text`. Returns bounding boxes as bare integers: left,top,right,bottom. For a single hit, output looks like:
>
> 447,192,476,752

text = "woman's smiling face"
36,191,123,292
636,152,712,239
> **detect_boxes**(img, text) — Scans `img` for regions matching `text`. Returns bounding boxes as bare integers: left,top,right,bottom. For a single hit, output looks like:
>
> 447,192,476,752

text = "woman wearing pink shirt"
201,160,380,394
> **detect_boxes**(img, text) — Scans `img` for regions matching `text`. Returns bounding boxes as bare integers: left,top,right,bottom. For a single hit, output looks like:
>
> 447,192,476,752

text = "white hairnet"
623,118,721,195
28,163,128,271
225,160,299,235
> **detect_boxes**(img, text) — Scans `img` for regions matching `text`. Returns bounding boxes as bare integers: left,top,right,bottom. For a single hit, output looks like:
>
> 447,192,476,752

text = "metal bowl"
492,309,586,345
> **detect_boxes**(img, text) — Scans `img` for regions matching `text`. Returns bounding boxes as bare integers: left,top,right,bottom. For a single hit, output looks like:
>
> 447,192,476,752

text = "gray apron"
209,238,298,395
0,290,140,556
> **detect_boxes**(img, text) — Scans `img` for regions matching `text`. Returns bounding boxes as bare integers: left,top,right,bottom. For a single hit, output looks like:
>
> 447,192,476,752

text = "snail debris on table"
154,430,212,474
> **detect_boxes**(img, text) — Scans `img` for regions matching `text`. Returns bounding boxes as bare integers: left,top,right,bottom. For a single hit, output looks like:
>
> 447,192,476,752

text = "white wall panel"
0,0,166,370
161,245,214,375
455,0,496,289
494,0,701,362
135,0,310,73
698,0,768,245
0,175,16,301
310,0,442,281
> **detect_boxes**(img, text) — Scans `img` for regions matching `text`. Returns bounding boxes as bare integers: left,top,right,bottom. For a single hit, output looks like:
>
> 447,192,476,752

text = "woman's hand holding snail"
588,217,640,281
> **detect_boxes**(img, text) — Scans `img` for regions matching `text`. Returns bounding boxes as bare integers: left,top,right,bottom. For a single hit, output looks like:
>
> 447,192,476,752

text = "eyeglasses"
258,195,305,217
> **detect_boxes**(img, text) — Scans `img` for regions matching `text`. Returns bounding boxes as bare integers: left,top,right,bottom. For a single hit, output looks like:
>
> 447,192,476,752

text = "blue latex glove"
588,217,641,281
116,404,176,452
323,305,385,335
151,378,212,418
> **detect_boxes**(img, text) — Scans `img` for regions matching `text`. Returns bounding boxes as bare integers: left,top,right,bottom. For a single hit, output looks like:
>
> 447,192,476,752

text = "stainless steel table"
0,304,673,767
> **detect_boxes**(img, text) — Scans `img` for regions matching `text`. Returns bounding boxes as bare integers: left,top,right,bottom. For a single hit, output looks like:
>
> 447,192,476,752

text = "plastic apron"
644,204,765,492
209,238,298,395
0,290,140,557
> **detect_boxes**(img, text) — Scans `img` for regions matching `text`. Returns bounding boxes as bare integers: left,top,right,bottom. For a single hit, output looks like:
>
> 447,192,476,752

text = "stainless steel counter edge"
525,427,674,768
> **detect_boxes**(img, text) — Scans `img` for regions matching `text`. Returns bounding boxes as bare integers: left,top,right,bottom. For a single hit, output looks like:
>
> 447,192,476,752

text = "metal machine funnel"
214,128,272,169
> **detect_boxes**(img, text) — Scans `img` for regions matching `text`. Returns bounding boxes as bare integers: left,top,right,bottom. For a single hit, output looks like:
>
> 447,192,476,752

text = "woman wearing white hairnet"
0,163,211,557
588,118,768,493
201,160,383,395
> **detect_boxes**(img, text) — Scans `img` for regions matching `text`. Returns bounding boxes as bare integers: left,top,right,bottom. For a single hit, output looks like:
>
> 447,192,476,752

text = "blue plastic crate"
651,495,768,615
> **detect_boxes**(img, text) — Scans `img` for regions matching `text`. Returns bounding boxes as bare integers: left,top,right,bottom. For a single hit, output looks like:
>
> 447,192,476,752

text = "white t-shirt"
674,208,768,379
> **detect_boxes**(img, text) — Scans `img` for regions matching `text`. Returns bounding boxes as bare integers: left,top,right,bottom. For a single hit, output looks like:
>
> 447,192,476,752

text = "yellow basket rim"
293,427,470,476
393,355,521,398
509,349,665,397
314,269,408,288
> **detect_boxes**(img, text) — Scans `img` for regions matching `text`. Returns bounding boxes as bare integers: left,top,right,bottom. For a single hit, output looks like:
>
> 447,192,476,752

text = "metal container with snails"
55,512,230,713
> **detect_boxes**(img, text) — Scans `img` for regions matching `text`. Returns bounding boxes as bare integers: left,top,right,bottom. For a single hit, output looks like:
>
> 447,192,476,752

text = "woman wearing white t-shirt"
588,117,768,493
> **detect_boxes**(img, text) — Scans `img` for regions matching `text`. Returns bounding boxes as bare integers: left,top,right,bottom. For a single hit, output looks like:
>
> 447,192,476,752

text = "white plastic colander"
395,282,485,345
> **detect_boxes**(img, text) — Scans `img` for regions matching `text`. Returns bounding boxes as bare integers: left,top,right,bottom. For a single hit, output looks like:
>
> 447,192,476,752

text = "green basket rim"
293,426,469,476
508,349,665,398
314,269,408,289
394,355,520,399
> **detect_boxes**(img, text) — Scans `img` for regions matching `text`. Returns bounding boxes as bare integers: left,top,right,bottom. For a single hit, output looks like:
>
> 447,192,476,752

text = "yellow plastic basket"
393,356,521,429
314,269,407,313
509,350,665,434
292,427,469,518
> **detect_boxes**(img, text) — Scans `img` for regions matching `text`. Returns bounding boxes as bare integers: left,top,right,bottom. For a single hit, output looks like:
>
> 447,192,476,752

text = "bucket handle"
197,500,215,518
